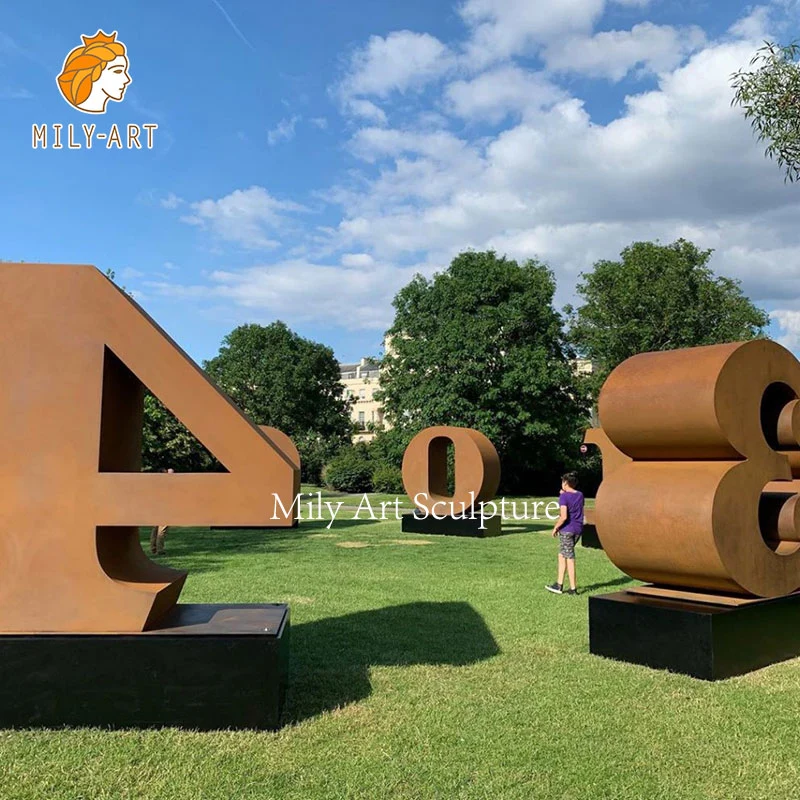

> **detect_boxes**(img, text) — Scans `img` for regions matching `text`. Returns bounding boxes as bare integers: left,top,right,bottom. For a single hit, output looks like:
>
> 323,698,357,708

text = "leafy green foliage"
323,445,374,493
204,322,352,482
369,427,413,471
380,251,586,493
732,41,800,182
294,432,343,485
142,393,220,472
566,239,769,395
371,463,405,494
574,448,602,498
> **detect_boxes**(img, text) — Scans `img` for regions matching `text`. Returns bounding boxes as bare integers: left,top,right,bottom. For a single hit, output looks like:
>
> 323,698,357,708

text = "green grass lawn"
1,503,799,799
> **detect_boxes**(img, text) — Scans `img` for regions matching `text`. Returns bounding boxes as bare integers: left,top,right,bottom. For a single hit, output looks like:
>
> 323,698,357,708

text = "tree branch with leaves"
732,41,800,182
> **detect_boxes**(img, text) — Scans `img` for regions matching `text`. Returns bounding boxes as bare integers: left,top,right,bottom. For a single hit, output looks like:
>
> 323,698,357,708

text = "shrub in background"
323,445,374,493
371,463,405,494
369,427,412,470
296,433,344,485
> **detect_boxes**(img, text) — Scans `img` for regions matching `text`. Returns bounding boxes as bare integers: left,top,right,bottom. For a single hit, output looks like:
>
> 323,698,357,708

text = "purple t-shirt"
559,490,584,535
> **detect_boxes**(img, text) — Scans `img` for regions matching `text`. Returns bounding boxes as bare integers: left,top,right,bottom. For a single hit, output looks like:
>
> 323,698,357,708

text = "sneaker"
545,583,563,594
565,588,578,596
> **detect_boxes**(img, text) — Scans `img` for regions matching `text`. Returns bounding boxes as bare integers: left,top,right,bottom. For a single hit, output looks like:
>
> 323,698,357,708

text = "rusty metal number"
0,263,299,632
597,340,800,597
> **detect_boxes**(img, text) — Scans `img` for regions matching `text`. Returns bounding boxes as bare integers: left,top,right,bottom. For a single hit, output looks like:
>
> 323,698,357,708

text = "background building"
339,357,386,442
339,353,595,443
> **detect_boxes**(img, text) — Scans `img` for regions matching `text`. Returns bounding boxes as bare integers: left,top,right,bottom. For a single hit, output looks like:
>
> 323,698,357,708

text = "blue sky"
1,0,799,365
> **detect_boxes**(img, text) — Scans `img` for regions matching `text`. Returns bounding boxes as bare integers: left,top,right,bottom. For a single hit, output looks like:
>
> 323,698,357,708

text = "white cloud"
445,65,565,122
267,115,299,146
149,260,424,331
159,4,800,340
458,0,606,65
178,186,308,250
728,6,772,39
310,117,328,129
348,127,475,164
321,22,800,320
345,99,388,125
543,22,707,81
341,253,375,268
339,30,453,99
773,310,800,349
160,192,182,209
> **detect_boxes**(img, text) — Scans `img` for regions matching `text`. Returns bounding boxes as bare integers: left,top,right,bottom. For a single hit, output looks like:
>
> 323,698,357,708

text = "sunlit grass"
0,499,796,799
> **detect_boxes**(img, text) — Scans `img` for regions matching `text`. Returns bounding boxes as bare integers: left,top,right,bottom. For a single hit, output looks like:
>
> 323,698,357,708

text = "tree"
379,251,586,493
566,239,770,394
142,393,219,472
732,41,800,182
204,322,352,481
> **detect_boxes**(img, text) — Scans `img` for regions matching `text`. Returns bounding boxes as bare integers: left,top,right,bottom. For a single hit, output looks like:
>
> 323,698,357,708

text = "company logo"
32,29,156,150
57,30,130,114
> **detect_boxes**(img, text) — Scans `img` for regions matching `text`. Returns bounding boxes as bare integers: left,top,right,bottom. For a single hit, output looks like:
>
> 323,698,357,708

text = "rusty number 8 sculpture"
596,339,800,598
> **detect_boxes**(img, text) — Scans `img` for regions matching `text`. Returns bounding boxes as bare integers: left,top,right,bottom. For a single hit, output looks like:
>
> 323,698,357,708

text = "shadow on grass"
581,575,633,593
399,517,550,538
286,601,500,725
141,518,378,575
501,521,552,535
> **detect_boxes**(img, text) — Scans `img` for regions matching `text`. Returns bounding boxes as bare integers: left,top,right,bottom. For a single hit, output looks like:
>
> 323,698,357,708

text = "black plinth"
590,590,800,680
401,511,501,537
0,603,289,729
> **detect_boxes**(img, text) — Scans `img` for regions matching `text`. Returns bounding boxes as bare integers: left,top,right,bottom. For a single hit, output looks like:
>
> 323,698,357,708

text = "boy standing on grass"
545,472,584,596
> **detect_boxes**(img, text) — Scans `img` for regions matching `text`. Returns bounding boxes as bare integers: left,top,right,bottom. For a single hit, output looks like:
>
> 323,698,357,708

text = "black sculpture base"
401,511,501,537
580,523,603,549
0,603,289,729
590,590,800,680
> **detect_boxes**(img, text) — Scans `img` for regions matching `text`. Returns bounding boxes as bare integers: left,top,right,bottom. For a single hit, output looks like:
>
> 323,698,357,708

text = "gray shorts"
559,531,580,559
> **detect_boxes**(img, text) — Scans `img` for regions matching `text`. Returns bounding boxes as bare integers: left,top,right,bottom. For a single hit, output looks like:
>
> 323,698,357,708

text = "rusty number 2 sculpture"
0,263,300,633
596,339,800,599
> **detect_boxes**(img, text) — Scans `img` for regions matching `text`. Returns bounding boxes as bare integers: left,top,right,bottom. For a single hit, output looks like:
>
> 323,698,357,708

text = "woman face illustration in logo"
57,30,131,114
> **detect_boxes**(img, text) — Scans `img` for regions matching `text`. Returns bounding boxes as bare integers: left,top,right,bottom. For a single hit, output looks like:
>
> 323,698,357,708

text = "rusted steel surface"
0,263,300,633
402,426,500,516
583,427,632,480
260,425,301,471
582,427,632,530
597,339,800,598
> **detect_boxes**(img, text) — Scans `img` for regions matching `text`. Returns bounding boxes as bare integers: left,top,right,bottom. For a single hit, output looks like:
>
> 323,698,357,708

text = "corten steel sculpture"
596,339,800,598
580,428,631,549
582,428,631,481
0,263,300,633
401,426,501,536
209,424,301,532
260,426,301,471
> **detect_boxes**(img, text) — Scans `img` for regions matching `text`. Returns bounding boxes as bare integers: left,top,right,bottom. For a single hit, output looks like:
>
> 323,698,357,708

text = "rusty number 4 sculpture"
591,339,800,679
0,263,299,728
